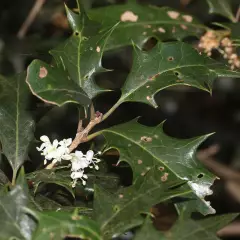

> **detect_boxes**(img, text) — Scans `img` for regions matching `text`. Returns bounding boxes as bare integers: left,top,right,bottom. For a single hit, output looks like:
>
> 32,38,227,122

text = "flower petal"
40,135,50,142
75,151,83,159
53,139,59,148
86,150,94,161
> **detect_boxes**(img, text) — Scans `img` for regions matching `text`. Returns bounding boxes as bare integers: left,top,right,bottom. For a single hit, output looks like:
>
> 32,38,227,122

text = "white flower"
71,170,88,187
69,150,101,187
37,136,72,164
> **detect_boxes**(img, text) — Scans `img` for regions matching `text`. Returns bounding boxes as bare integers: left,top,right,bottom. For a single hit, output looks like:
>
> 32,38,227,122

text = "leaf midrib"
103,129,202,178
101,179,192,233
39,214,101,240
120,63,210,104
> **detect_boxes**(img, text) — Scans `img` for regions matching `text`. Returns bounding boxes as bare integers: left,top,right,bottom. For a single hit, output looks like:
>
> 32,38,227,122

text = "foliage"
0,0,240,239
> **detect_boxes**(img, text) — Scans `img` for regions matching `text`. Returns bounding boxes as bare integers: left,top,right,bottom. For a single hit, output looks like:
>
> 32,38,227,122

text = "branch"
69,112,103,153
17,0,46,39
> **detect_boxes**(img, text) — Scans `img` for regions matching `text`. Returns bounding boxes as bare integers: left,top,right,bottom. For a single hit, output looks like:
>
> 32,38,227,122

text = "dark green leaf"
133,217,163,240
0,73,34,175
206,0,236,22
26,60,91,107
26,166,120,198
33,211,102,240
151,213,238,240
101,119,216,215
94,168,190,239
0,169,36,240
115,42,240,108
26,3,117,107
89,1,206,50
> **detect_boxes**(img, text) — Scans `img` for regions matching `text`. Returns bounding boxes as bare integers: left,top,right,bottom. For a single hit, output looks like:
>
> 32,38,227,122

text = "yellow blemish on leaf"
158,27,166,33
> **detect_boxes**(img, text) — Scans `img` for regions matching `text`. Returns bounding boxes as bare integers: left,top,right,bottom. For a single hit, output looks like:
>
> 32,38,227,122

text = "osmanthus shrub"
0,0,240,239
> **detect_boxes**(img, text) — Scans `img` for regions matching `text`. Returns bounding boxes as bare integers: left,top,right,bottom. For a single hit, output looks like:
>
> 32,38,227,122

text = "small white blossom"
71,171,88,187
37,135,72,164
70,150,101,187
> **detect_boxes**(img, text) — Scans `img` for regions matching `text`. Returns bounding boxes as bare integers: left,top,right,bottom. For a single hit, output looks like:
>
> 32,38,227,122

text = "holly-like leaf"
133,217,163,240
147,213,238,240
0,73,34,175
33,211,102,240
94,168,190,239
110,41,240,110
26,2,117,107
89,1,206,50
100,119,215,215
26,166,120,198
26,61,91,107
206,0,236,22
0,169,36,240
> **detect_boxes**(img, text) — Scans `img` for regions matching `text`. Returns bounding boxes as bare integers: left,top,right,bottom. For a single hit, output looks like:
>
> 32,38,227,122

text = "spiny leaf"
33,211,102,240
94,168,190,239
89,1,206,50
148,213,238,240
100,119,215,215
0,168,36,240
0,73,34,174
115,41,240,108
206,0,236,22
26,2,117,107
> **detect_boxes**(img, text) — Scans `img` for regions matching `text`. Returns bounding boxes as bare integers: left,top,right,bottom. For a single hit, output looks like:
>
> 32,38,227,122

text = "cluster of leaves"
0,0,240,239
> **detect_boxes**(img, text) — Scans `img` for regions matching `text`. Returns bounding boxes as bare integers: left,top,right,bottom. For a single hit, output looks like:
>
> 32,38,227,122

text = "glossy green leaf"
100,119,215,215
94,168,190,239
0,169,36,240
33,211,102,240
206,0,236,22
133,217,163,240
89,1,206,50
0,73,34,175
26,2,117,107
26,60,91,107
114,41,240,109
26,166,120,198
134,211,237,240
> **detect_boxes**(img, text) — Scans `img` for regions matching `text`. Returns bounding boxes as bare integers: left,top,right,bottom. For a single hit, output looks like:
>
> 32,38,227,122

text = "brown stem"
68,113,102,153
17,0,46,39
46,112,103,170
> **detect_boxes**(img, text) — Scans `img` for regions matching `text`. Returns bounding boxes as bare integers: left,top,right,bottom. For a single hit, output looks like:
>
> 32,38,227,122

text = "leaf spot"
146,96,151,101
180,24,188,30
172,26,176,33
119,194,124,198
161,172,169,182
182,15,193,22
158,27,166,33
96,46,101,52
39,67,48,78
138,159,143,164
197,173,204,178
75,31,79,36
143,32,147,35
141,172,146,176
120,11,138,22
167,11,180,19
140,136,152,142
146,85,150,88
146,167,151,171
159,166,164,171
168,56,174,61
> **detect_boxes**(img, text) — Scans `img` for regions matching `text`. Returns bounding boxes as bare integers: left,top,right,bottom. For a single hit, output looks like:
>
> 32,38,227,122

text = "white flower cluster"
37,136,101,187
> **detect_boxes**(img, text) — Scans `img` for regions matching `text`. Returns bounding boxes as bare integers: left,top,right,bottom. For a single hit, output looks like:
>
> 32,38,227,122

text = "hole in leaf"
197,173,204,178
174,71,180,76
168,56,174,61
75,31,79,36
